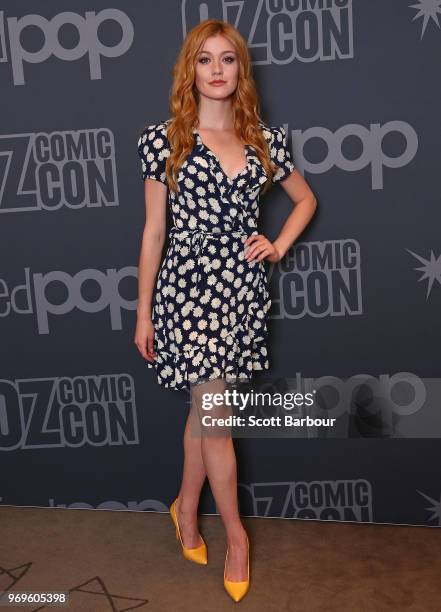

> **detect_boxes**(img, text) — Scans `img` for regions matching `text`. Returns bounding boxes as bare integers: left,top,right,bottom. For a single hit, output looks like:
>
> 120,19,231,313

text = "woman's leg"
191,377,248,581
175,387,207,548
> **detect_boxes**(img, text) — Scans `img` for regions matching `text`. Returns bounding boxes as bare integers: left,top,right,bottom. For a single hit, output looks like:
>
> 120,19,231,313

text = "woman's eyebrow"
197,49,237,56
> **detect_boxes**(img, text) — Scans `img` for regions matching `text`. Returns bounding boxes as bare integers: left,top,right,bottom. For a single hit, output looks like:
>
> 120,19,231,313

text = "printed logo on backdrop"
268,239,362,319
182,0,354,64
48,498,169,511
0,9,134,85
238,479,373,521
0,496,168,511
409,1,441,39
407,248,441,299
1,267,136,333
0,130,119,213
417,489,441,525
0,375,138,449
289,120,418,189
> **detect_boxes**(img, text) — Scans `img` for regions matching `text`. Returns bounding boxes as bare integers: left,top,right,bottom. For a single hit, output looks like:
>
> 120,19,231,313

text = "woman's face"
194,34,240,101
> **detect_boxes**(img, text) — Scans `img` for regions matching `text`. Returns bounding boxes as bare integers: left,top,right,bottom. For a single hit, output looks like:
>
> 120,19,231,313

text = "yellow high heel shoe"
224,534,250,603
169,497,207,565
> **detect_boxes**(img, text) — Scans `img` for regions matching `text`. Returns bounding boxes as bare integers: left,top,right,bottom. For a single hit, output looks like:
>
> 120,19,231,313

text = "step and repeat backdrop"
1,1,440,527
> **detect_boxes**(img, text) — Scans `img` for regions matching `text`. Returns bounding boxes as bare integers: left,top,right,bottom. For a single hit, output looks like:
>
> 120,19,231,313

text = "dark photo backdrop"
1,1,440,527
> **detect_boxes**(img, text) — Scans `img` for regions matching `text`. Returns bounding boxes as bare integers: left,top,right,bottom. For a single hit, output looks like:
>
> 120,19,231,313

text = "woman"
135,19,317,603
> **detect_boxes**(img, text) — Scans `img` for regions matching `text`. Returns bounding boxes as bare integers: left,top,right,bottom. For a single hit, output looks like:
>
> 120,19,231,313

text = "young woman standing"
135,19,317,603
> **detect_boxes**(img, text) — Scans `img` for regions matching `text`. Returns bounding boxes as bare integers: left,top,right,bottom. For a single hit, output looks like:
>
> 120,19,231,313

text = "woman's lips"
210,81,226,86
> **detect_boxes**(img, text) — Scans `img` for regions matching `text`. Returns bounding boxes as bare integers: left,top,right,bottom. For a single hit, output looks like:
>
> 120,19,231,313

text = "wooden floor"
2,506,441,611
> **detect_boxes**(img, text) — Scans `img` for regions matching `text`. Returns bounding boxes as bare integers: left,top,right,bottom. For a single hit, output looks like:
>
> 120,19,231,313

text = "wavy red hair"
164,19,278,193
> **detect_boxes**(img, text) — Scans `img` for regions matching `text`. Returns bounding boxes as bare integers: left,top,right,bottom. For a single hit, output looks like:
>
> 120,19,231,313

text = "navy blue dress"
137,118,295,391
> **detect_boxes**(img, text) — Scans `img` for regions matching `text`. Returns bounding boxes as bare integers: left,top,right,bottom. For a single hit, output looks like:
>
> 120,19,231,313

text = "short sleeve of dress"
269,125,295,183
137,123,170,185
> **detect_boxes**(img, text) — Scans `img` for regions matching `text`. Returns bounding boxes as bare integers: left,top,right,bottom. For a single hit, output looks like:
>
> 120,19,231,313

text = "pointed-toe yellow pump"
170,498,208,565
224,534,250,603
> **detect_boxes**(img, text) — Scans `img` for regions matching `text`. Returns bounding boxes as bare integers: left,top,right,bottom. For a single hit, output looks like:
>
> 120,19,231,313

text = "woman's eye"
198,56,235,64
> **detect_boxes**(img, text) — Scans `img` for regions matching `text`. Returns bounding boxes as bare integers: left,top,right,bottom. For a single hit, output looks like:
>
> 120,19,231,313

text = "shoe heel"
170,497,208,565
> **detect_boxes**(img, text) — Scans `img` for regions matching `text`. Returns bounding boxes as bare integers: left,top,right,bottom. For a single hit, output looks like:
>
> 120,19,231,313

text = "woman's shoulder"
257,120,287,143
137,118,171,148
137,119,171,184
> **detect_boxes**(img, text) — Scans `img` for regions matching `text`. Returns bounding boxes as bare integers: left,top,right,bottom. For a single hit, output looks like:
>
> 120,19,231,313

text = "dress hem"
146,309,270,392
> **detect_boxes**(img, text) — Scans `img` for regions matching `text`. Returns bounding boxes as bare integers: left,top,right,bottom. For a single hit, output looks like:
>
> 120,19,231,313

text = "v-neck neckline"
192,129,250,184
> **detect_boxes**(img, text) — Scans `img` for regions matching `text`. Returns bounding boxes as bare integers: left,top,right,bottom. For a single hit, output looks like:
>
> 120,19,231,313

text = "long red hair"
164,19,277,193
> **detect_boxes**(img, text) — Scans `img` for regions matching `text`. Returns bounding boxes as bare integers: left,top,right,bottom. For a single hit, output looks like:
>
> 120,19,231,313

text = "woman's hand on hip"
244,233,282,263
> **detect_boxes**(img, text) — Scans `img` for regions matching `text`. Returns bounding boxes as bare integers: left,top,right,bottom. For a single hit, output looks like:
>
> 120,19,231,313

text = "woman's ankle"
176,494,199,517
226,525,248,548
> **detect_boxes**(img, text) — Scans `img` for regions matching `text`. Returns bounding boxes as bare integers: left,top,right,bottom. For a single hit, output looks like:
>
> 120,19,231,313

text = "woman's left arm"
244,169,318,263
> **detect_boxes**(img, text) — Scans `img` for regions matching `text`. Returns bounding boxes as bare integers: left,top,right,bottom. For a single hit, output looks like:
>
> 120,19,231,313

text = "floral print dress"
137,118,295,391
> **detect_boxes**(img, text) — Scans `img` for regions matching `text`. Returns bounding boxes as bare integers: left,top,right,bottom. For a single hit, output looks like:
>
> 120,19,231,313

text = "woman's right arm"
134,177,168,362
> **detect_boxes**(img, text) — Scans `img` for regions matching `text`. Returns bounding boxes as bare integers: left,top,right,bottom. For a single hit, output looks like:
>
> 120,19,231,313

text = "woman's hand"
134,316,157,362
244,233,282,263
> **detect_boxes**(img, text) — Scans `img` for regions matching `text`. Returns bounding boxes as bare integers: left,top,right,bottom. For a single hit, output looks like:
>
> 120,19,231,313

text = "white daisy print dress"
137,118,295,391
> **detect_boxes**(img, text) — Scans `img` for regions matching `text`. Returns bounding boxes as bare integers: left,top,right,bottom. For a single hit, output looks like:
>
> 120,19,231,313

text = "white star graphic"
409,0,441,39
417,489,441,524
406,248,441,299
